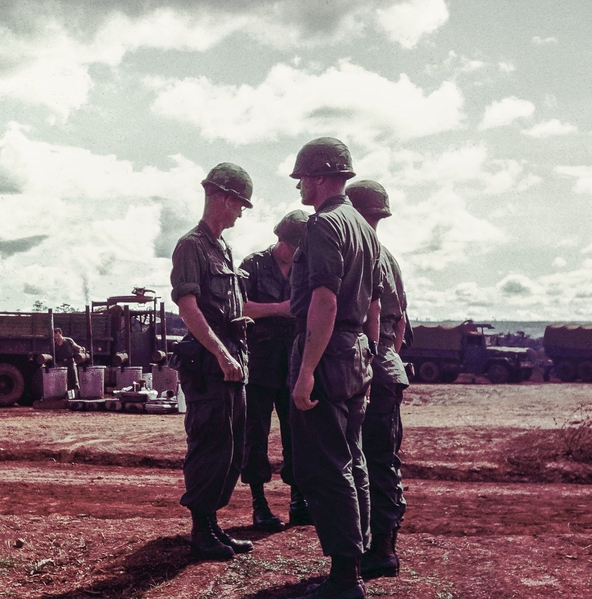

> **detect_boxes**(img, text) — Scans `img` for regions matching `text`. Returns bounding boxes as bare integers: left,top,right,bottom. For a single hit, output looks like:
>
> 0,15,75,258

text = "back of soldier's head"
274,210,309,248
345,180,392,219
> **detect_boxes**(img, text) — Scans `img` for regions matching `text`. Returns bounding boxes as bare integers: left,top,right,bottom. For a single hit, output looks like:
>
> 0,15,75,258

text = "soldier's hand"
218,354,244,382
277,300,293,318
292,371,318,411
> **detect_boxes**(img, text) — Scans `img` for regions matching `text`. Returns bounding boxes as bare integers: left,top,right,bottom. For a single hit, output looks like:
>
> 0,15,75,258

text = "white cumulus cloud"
479,96,535,130
0,24,95,121
522,119,577,138
409,261,592,321
553,257,567,268
150,61,465,146
0,1,451,120
0,125,207,310
355,142,540,196
377,0,449,49
556,166,592,194
379,187,506,272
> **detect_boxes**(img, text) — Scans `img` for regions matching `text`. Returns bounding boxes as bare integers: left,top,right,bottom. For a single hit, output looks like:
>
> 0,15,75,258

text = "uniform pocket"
208,256,236,299
256,276,283,301
315,334,370,401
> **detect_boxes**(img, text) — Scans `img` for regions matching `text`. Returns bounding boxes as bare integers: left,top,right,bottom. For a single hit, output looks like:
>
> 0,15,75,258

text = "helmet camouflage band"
345,179,392,219
201,162,254,207
290,137,356,180
273,209,309,248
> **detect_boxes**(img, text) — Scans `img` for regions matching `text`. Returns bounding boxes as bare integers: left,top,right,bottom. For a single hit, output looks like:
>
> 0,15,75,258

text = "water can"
79,366,106,399
151,365,179,396
42,367,68,400
115,366,144,390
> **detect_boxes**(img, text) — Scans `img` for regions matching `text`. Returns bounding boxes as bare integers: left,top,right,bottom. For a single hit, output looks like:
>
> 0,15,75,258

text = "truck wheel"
20,367,44,406
488,364,510,384
577,361,592,382
441,372,459,383
419,361,441,383
0,363,25,407
556,361,577,382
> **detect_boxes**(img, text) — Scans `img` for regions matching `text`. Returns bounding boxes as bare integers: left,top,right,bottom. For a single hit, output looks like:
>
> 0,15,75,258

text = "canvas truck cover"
412,324,465,351
543,324,592,350
0,312,53,354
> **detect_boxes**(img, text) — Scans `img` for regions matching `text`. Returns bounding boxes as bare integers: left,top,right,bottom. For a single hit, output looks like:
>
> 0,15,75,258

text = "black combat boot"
360,529,400,579
251,483,285,531
298,555,366,599
209,513,254,553
189,511,234,560
288,486,313,526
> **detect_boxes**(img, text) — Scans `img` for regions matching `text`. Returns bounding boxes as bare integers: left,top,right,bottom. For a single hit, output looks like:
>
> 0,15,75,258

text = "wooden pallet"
67,399,106,411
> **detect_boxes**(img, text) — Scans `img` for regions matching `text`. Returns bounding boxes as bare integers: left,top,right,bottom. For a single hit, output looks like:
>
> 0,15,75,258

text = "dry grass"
561,404,592,462
505,403,592,472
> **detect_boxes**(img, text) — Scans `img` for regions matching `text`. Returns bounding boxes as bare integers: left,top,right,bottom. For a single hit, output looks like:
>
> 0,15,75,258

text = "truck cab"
400,320,534,384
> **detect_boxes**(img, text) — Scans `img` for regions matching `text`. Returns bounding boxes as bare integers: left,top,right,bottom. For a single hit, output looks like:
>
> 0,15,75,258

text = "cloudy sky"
1,0,591,321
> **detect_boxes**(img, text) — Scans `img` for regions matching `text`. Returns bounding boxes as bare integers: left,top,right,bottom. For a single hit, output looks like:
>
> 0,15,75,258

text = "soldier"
170,162,254,561
53,328,82,392
240,210,312,531
289,138,382,599
346,180,409,579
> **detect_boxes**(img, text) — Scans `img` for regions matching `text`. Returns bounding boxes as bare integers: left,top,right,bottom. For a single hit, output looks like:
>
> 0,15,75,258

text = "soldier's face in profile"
224,195,247,228
297,176,317,206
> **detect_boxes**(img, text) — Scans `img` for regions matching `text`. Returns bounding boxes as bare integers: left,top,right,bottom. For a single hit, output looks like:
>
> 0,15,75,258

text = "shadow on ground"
242,576,325,599
39,535,193,599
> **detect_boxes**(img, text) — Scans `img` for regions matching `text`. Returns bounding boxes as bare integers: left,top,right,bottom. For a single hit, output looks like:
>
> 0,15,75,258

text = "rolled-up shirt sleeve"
170,237,203,305
306,218,343,296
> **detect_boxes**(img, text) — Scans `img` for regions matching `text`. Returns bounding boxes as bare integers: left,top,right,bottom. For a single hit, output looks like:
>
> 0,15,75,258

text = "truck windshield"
484,336,498,347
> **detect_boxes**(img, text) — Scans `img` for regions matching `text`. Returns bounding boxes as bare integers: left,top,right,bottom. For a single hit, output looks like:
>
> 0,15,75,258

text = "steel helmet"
273,209,309,248
345,180,392,219
290,137,356,180
201,162,253,207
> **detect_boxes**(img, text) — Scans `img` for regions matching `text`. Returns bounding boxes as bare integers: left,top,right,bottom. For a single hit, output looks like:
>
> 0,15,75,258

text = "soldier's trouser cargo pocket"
291,331,372,402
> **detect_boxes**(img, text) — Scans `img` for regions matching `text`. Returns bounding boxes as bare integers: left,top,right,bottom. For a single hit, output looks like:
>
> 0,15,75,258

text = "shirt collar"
197,220,231,256
316,194,350,214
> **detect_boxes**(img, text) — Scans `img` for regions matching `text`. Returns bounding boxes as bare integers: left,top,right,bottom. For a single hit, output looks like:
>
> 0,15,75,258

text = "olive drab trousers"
179,373,246,514
290,331,372,557
362,343,407,533
362,386,406,534
241,383,295,487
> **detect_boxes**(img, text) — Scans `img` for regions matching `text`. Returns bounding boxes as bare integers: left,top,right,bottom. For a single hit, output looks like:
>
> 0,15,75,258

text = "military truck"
0,289,170,406
399,320,534,384
543,324,592,382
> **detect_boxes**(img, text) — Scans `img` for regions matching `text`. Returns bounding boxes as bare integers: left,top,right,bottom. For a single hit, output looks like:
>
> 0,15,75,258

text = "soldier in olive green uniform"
347,180,409,580
54,328,82,392
240,210,312,531
170,163,254,561
289,138,382,599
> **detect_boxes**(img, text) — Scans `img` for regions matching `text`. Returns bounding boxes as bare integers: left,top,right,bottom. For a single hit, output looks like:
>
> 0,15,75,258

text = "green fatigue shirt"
373,244,409,394
290,195,383,327
170,219,248,377
241,247,295,389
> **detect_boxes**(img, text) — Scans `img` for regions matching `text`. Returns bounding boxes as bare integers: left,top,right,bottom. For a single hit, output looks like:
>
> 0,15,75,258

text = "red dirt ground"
1,380,591,598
